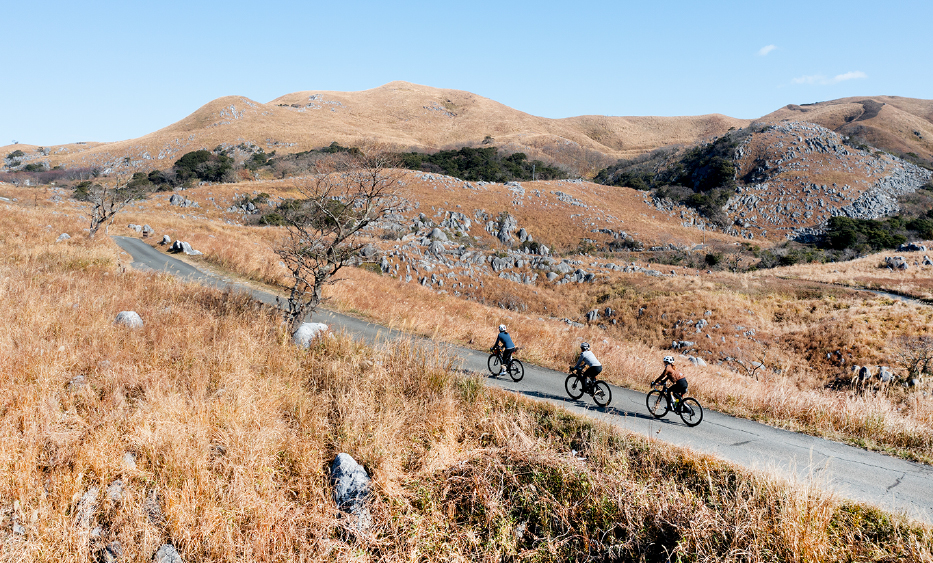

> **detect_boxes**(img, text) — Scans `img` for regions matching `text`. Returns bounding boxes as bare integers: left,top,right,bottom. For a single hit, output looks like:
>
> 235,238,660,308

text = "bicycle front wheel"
565,374,585,399
593,381,612,407
646,389,669,418
507,359,524,382
487,354,501,375
679,397,703,427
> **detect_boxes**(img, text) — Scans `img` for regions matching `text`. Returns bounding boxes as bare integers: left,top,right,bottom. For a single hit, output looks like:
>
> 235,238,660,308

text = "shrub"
396,146,567,182
173,149,234,183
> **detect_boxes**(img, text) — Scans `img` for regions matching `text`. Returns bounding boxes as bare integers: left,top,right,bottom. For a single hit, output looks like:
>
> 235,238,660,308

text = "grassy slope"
97,176,933,464
1,205,931,561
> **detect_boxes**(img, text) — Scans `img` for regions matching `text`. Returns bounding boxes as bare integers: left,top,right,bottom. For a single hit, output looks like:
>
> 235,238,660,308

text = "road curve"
112,236,933,524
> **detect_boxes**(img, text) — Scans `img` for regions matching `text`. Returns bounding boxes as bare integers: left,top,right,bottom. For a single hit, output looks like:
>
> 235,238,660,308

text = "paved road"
113,236,933,524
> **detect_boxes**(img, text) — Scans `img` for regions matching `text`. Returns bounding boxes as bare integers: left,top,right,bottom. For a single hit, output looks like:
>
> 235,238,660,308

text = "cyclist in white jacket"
572,342,602,387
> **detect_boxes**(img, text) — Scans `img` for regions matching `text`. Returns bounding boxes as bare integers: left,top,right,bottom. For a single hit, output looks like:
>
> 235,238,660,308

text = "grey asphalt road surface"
113,236,933,524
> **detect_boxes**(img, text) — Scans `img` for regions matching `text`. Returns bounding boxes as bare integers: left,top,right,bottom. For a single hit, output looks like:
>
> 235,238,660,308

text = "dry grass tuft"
2,204,931,561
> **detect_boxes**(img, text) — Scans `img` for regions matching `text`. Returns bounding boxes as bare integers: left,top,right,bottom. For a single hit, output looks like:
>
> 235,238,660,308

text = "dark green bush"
397,147,567,182
173,149,234,183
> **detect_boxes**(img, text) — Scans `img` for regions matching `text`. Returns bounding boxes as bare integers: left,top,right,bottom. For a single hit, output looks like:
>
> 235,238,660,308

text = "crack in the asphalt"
887,473,906,491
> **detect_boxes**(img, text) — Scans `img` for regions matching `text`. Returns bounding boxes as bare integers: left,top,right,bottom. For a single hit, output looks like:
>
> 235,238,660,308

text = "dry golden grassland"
106,178,933,464
777,253,933,302
25,175,931,465
1,205,932,562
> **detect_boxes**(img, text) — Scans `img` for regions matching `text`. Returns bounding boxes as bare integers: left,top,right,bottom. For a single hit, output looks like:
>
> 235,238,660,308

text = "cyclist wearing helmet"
653,355,688,409
491,324,517,375
572,342,602,388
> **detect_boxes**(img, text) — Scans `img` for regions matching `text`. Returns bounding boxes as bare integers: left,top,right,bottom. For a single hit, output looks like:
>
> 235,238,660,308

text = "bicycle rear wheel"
679,397,703,427
487,354,501,375
507,359,524,382
565,374,584,399
646,390,669,418
593,381,612,407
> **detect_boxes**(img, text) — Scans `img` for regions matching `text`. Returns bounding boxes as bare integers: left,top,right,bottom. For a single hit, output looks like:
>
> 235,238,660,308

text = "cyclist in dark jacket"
491,324,516,375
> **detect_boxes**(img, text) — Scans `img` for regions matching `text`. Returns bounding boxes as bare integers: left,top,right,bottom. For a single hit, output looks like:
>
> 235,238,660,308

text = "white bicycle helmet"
580,342,590,351
499,324,507,332
663,355,675,364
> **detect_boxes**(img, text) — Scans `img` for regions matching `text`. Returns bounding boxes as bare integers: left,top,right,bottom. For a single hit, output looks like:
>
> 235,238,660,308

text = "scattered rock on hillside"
169,194,199,208
73,486,99,529
428,227,448,241
144,489,166,527
168,240,202,255
160,235,171,245
114,311,144,328
496,214,518,245
106,480,124,502
330,453,372,530
67,374,87,392
883,256,908,270
98,542,123,563
123,452,137,471
899,242,927,252
127,224,143,233
359,244,378,258
56,233,71,242
293,322,329,348
153,544,183,563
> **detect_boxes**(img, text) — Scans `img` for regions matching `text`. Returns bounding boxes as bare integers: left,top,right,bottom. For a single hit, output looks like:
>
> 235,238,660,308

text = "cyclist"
653,355,688,411
572,342,602,389
490,324,517,376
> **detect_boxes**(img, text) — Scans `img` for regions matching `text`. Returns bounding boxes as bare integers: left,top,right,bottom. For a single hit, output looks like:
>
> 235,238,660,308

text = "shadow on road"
516,389,684,425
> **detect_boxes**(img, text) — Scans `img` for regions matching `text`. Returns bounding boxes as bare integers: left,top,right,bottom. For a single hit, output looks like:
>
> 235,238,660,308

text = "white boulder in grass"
114,311,144,328
292,322,329,348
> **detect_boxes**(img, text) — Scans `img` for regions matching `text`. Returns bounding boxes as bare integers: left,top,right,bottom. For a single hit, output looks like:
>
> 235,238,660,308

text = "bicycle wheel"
487,354,501,375
565,374,585,399
592,381,612,407
507,359,524,382
678,398,703,427
646,390,669,418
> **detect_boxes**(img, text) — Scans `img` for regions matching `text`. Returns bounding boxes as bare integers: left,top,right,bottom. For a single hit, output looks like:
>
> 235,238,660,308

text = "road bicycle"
488,347,524,382
564,367,612,407
646,382,703,426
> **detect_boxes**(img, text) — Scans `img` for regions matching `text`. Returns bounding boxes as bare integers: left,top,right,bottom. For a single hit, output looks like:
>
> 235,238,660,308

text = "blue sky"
2,0,930,146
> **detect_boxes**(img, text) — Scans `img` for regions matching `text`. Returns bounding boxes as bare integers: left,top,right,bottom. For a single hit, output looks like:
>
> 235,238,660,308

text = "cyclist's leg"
583,365,602,390
501,348,513,373
671,379,688,409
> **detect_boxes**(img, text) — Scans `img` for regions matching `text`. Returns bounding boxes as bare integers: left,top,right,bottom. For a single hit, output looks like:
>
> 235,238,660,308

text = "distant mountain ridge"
1,81,752,175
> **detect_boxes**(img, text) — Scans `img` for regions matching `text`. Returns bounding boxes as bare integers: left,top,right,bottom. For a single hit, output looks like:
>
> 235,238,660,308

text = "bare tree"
893,335,933,385
275,151,404,336
83,174,149,239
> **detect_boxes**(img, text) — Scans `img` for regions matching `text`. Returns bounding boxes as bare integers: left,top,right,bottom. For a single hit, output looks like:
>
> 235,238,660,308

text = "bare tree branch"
275,150,404,336
84,174,150,239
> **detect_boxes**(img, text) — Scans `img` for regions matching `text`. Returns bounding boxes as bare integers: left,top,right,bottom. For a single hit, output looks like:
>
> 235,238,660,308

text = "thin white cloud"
758,45,777,56
791,71,867,85
833,70,867,82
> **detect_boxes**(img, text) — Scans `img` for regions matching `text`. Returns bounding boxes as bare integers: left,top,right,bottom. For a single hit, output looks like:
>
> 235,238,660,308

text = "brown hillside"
0,82,748,176
761,96,933,161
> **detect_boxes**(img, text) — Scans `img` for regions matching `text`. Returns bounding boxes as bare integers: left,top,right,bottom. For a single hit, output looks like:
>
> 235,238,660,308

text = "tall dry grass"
1,205,931,561
13,182,933,463
0,200,933,562
104,182,933,463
